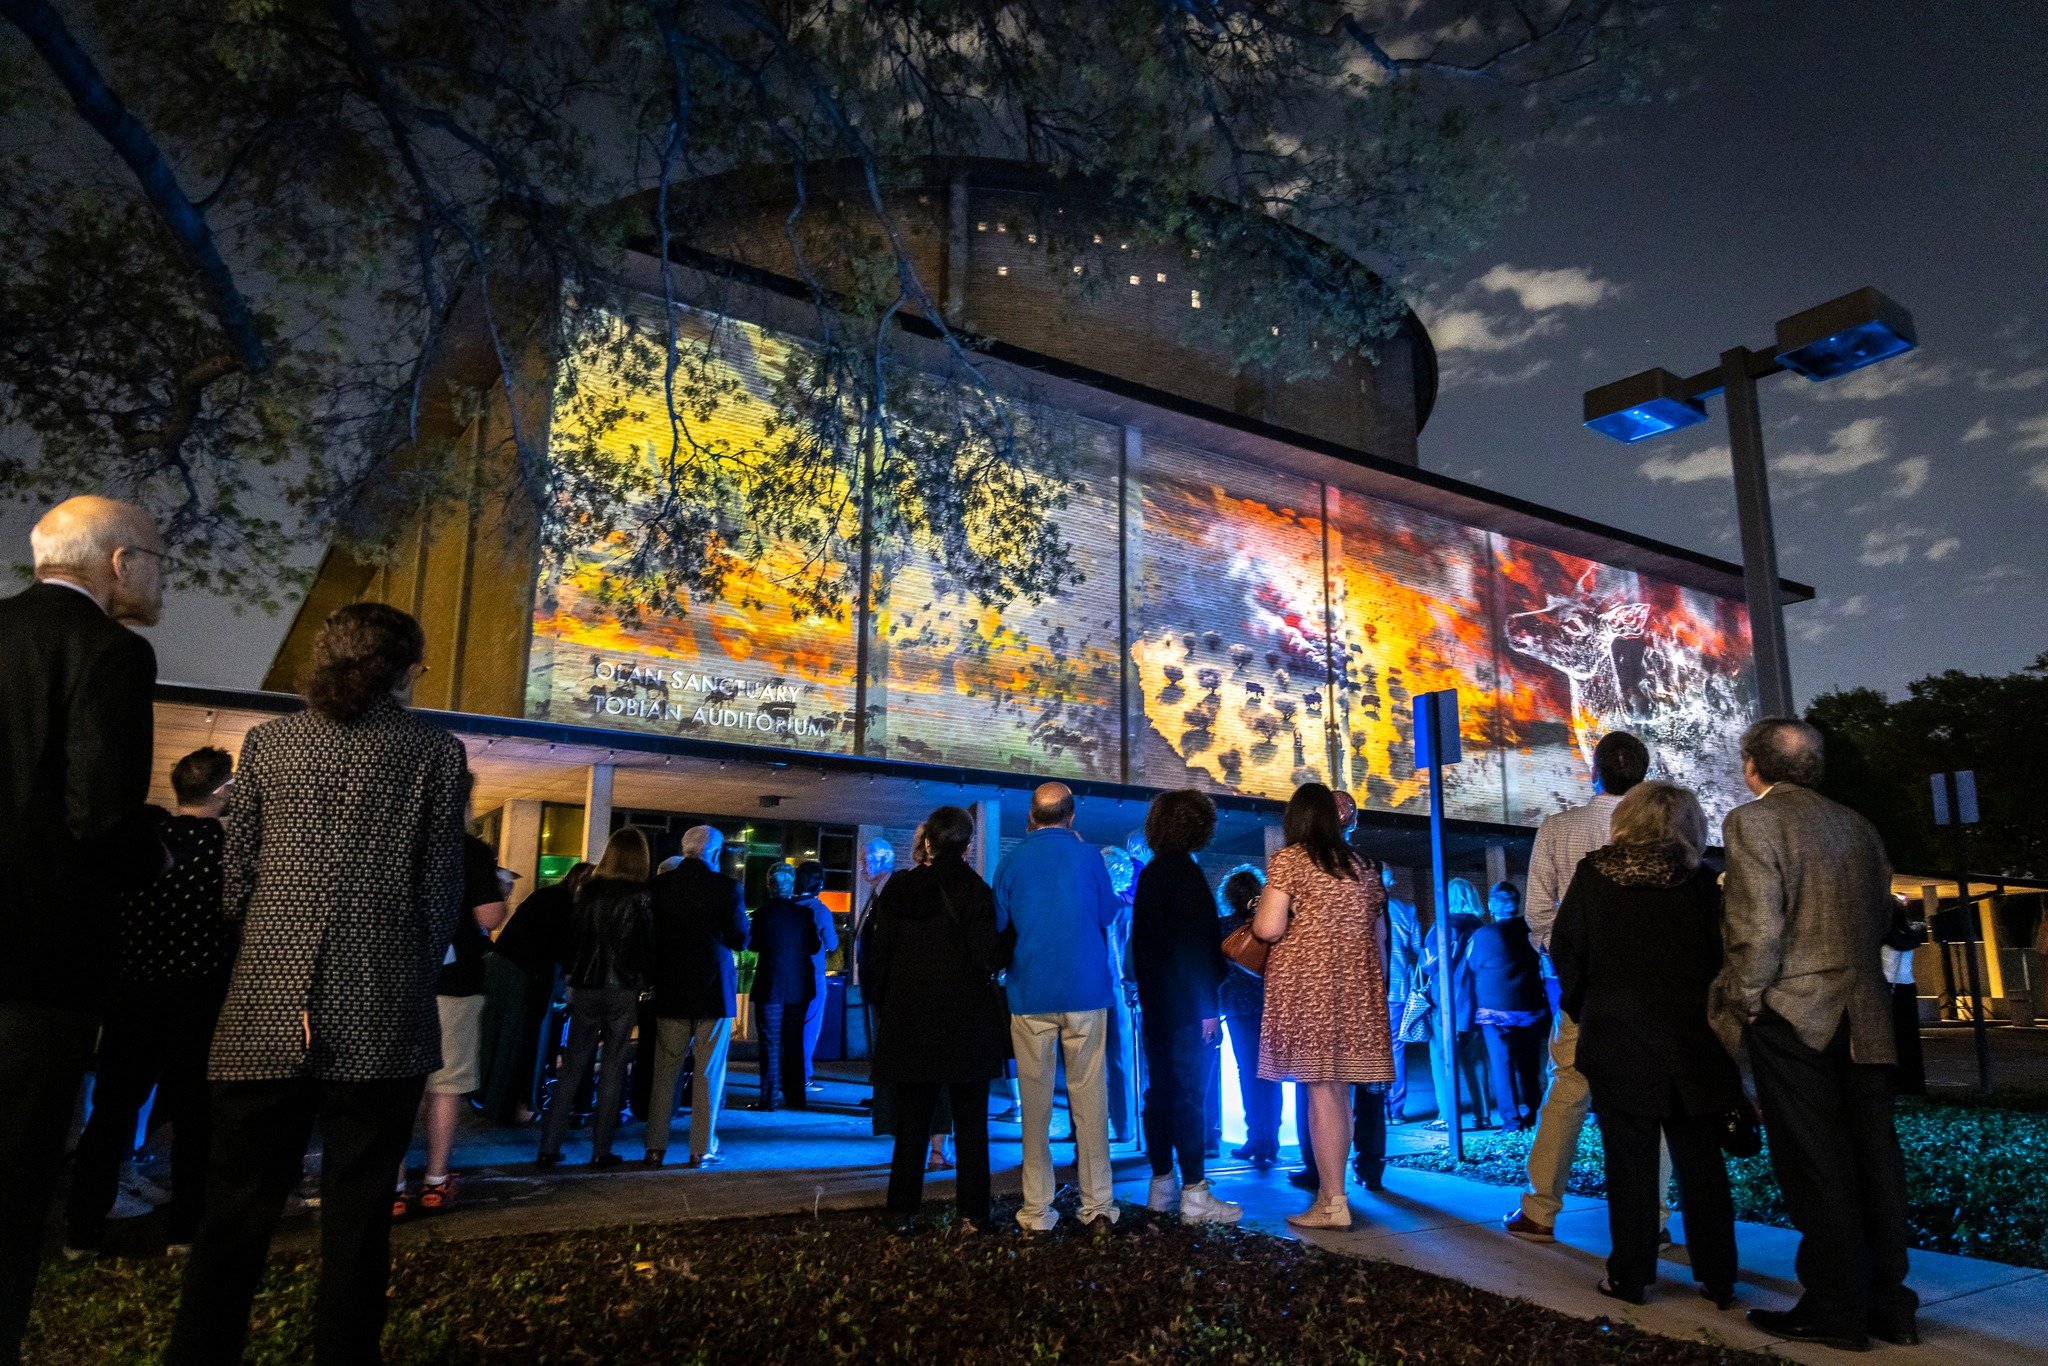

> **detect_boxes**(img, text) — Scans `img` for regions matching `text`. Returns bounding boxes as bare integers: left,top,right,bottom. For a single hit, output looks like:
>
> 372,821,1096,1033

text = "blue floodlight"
1582,368,1710,444
1774,286,1917,380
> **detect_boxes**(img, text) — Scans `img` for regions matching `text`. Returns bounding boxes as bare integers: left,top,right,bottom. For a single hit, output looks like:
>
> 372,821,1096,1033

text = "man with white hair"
645,825,750,1166
1,495,166,1357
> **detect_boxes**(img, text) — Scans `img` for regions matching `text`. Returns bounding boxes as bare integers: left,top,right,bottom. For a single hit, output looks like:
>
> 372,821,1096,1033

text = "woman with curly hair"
169,603,470,1363
1132,789,1239,1224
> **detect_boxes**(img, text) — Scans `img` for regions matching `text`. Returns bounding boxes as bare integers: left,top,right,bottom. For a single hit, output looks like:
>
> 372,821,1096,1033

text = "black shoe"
1746,1309,1868,1352
1287,1167,1319,1192
1597,1279,1647,1305
590,1152,625,1169
1867,1316,1919,1347
1231,1143,1257,1161
1700,1283,1737,1311
534,1151,563,1168
1353,1165,1384,1193
642,1151,666,1168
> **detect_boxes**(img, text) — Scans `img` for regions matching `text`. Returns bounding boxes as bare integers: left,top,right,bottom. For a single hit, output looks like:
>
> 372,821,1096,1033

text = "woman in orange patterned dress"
1252,783,1393,1230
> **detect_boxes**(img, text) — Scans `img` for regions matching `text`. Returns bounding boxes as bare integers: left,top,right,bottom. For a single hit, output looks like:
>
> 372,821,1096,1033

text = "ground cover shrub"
1386,1096,2048,1269
28,1203,1772,1364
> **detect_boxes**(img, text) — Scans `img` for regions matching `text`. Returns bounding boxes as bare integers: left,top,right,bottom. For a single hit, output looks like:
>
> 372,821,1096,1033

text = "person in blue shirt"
992,782,1121,1232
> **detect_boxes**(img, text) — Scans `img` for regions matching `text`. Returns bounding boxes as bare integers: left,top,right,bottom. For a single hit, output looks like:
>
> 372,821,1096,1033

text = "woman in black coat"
1466,881,1550,1131
864,806,1007,1231
1216,867,1280,1166
1131,790,1238,1224
538,829,653,1168
1553,780,1743,1308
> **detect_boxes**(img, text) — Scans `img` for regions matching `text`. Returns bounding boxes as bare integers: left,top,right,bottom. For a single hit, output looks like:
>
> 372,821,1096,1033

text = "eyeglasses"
119,545,174,570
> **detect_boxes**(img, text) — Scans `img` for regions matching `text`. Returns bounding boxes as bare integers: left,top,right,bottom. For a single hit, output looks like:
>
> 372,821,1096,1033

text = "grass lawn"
26,1201,1774,1364
1388,1093,2048,1270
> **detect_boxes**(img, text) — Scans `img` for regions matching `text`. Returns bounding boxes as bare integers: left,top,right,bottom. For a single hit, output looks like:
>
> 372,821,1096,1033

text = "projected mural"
526,303,1758,830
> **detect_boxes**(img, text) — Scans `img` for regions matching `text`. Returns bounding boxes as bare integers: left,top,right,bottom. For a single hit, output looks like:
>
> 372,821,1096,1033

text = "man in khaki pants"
1505,734,1668,1241
993,784,1122,1233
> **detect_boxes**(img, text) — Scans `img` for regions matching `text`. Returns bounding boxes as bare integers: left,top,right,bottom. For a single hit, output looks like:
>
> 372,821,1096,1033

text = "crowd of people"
2,494,1923,1361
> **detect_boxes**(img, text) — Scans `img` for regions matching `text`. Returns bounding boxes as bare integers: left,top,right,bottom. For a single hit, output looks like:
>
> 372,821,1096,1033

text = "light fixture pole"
1584,287,1917,720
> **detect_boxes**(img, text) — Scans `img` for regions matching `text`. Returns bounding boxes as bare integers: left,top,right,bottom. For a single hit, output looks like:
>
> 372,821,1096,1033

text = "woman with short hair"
863,806,1008,1232
169,602,469,1364
537,827,653,1168
1132,790,1238,1223
1553,780,1741,1308
1252,783,1393,1231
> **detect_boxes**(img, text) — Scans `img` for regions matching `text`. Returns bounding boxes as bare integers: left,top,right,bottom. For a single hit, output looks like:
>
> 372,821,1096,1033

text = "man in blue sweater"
994,782,1121,1232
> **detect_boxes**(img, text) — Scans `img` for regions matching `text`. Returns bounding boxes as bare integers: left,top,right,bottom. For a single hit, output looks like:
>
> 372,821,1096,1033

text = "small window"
1190,290,1201,309
977,221,988,231
1092,234,1103,244
996,222,1007,233
1129,274,1140,285
1271,326,1280,336
1155,272,1167,283
1026,233,1038,244
997,265,1009,277
1073,264,1084,274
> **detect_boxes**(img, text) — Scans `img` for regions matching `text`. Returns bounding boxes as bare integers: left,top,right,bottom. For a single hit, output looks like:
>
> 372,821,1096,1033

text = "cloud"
1772,416,1892,478
1961,417,1996,443
1639,444,1731,484
1887,455,1930,500
2030,460,2048,498
1424,262,1623,359
1807,354,1955,402
2012,412,2048,452
1963,563,2028,595
1859,523,1961,567
1462,359,1553,387
1792,617,1836,644
1839,594,1868,616
1475,264,1621,312
1976,366,2048,392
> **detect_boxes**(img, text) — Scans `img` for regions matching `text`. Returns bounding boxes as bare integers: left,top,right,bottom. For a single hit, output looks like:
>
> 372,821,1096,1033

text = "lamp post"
1583,287,1917,719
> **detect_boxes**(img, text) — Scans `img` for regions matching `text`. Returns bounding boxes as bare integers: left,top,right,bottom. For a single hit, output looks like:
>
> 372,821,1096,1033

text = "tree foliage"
1807,653,2048,879
2,0,1710,615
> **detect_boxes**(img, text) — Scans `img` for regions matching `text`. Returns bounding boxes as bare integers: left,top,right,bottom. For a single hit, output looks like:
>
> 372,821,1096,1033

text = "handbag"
1718,1103,1763,1158
1221,922,1270,976
1397,982,1434,1044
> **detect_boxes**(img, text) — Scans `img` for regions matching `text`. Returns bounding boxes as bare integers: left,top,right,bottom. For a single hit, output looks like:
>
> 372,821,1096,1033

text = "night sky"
7,1,2041,708
1421,0,2047,702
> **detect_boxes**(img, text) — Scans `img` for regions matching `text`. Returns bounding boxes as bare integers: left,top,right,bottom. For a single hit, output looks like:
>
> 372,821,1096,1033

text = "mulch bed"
28,1200,1771,1364
1387,1093,2048,1270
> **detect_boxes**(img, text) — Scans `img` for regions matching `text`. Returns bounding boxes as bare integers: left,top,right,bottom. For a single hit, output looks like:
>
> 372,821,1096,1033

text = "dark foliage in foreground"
28,1202,1770,1364
1388,1095,2048,1270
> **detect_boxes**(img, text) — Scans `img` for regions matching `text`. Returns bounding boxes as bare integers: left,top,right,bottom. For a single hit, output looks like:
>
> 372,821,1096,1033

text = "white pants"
1011,1010,1117,1229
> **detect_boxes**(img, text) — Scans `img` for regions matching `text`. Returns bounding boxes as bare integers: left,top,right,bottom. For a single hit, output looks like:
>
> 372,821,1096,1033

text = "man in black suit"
1,495,166,1360
643,826,750,1165
1715,719,1918,1352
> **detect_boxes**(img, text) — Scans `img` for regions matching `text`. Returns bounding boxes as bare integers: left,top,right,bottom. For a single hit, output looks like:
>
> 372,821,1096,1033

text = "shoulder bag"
1220,922,1269,977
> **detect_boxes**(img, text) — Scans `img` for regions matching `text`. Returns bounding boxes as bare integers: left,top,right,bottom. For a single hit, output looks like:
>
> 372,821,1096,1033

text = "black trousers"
885,1080,991,1223
1889,983,1926,1097
1142,1020,1214,1185
1295,1082,1388,1182
1594,1104,1737,1293
1479,1018,1547,1131
66,985,222,1246
539,986,637,1159
756,1002,810,1110
1224,1013,1280,1158
1386,998,1409,1117
167,1074,425,1366
478,955,552,1124
1747,1012,1917,1334
0,1001,98,1362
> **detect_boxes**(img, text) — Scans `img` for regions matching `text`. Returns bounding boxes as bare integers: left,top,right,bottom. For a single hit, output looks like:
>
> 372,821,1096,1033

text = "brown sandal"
418,1173,458,1213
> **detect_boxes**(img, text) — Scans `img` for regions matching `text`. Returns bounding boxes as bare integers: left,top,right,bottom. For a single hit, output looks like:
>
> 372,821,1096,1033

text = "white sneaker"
1147,1174,1181,1212
107,1188,156,1221
1179,1181,1243,1225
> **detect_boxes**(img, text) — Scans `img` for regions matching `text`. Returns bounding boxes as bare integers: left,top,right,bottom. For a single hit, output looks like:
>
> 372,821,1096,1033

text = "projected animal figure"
1503,571,1650,769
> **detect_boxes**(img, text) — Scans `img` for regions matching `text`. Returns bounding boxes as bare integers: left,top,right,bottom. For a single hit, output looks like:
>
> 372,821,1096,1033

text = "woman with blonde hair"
1553,780,1741,1308
537,826,653,1168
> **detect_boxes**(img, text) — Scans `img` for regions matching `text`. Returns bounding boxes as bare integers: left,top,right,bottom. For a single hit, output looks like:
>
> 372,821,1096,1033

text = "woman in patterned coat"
168,603,468,1365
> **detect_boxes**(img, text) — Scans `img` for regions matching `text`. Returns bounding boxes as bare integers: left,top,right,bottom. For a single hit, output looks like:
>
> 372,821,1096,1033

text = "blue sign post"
1414,689,1464,1161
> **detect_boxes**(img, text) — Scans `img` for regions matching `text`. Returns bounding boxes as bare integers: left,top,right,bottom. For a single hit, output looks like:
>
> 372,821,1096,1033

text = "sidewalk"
1175,1157,2045,1366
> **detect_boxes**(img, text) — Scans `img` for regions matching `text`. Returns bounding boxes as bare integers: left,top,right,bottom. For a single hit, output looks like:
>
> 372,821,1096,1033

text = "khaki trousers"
1522,1010,1669,1226
1011,1010,1117,1229
645,1016,732,1161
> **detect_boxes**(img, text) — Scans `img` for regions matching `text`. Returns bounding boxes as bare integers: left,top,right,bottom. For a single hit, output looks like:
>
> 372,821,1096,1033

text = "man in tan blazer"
1715,719,1917,1353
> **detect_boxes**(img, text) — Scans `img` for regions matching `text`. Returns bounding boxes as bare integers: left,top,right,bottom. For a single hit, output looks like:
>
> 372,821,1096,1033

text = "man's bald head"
30,496,165,625
1029,781,1075,830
